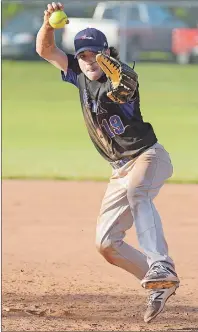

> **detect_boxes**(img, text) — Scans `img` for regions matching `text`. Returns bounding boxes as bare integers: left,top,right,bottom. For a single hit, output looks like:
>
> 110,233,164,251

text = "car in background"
2,2,98,60
63,1,196,63
2,9,60,60
172,28,198,64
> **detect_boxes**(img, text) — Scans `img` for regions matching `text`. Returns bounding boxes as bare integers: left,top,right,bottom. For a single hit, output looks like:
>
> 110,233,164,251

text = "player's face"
77,51,104,80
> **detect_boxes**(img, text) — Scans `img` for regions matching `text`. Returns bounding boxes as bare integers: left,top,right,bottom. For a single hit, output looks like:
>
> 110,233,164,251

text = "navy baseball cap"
74,28,108,57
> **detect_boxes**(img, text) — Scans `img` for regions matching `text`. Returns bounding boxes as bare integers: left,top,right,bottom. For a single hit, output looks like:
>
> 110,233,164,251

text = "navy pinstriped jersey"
61,54,157,162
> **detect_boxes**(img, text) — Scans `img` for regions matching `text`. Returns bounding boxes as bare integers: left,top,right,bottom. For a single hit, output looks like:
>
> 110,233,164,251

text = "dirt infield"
2,180,198,331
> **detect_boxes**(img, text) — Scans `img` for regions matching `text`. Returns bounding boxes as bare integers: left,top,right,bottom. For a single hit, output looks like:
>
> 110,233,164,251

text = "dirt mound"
2,181,198,331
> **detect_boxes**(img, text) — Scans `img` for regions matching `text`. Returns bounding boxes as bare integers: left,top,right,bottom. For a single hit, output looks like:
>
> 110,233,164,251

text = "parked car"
2,2,99,60
62,1,191,62
172,28,198,64
2,8,62,60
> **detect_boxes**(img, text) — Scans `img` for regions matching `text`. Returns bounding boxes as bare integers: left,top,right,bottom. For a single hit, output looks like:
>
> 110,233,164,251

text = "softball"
49,10,68,29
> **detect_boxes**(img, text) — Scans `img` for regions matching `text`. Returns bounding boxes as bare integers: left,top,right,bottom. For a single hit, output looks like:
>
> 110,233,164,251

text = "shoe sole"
144,290,176,323
142,280,179,290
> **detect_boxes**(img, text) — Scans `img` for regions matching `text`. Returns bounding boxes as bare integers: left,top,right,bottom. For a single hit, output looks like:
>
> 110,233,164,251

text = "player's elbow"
36,49,43,58
36,46,49,59
36,43,45,58
36,41,53,59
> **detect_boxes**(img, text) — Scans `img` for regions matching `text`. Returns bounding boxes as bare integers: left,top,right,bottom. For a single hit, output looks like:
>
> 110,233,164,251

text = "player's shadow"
2,292,198,330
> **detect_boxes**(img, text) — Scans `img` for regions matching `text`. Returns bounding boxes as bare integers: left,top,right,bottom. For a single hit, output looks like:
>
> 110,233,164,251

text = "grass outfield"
2,60,198,182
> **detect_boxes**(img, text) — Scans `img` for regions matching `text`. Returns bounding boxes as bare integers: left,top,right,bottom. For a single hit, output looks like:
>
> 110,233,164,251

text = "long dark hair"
109,46,120,60
109,46,136,69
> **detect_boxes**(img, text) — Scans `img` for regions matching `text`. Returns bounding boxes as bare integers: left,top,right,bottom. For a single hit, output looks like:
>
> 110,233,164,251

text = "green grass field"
2,60,198,182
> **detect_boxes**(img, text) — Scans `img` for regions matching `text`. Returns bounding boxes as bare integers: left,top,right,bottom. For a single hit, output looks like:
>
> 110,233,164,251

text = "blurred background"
2,0,198,63
2,0,198,182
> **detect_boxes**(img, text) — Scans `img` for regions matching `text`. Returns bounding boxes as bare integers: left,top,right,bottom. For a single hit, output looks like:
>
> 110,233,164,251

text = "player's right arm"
36,2,69,72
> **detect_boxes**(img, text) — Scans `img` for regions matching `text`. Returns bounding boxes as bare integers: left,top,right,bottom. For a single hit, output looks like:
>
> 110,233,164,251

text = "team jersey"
61,54,157,163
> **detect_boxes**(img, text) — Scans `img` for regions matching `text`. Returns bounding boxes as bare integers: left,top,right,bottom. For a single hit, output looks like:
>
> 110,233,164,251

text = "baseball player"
36,2,180,323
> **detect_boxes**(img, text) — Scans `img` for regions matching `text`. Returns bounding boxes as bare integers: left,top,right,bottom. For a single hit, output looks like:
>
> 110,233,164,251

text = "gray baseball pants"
96,142,175,280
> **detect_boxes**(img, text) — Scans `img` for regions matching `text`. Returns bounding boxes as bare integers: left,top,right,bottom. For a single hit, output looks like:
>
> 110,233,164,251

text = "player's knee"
96,238,116,264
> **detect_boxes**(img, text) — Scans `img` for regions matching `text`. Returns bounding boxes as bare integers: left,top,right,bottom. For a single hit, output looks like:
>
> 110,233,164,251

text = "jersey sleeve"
61,54,81,88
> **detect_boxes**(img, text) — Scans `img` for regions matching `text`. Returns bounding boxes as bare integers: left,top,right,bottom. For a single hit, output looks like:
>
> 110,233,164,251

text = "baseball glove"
96,53,138,103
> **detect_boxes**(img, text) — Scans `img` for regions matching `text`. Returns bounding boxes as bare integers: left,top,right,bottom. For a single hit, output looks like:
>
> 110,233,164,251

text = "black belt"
110,156,133,169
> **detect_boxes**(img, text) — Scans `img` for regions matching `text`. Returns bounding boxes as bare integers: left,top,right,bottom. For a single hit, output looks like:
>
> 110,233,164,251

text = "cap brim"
74,46,104,58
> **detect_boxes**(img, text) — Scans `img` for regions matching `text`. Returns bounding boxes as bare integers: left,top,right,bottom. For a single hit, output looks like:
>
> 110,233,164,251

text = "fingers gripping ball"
96,53,138,103
49,10,68,29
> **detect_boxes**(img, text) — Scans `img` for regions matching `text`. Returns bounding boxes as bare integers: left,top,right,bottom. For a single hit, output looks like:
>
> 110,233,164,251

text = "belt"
110,156,133,169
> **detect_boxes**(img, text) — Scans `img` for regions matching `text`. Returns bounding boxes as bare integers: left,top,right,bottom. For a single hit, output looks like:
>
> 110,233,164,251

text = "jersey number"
102,115,125,138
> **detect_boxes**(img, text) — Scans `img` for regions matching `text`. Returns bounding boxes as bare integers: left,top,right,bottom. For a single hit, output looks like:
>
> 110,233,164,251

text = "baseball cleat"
141,263,180,289
144,285,178,323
